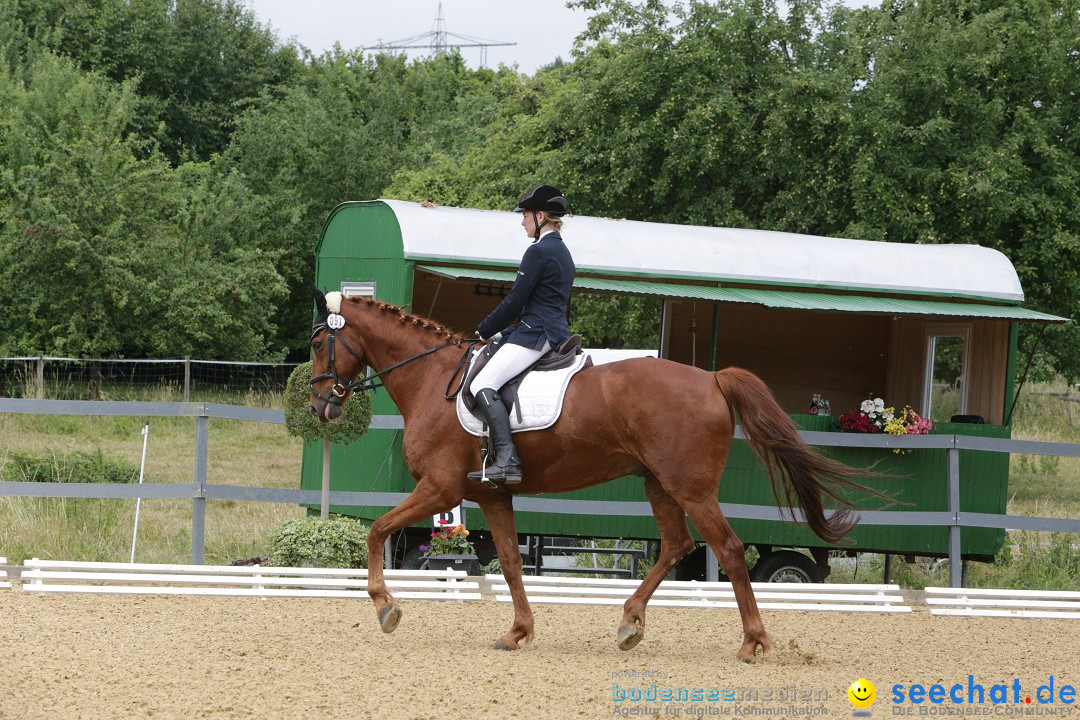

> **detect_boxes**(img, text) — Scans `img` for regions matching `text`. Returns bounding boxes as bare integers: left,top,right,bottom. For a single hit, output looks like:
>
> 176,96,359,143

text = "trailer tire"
401,545,425,570
750,550,823,583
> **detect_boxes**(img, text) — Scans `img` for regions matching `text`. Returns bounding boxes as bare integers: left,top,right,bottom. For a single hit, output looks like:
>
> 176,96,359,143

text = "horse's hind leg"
684,498,771,663
617,473,696,651
478,494,533,650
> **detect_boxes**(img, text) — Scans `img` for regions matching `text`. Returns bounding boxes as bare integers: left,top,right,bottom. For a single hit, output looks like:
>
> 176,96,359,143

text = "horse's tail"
714,367,883,545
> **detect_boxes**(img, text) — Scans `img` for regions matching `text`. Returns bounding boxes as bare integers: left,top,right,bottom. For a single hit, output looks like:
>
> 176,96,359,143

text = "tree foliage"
2,0,302,163
219,51,523,351
0,46,285,358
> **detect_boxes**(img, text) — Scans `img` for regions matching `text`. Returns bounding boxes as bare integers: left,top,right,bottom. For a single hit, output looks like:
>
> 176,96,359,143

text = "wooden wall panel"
968,319,1008,424
686,304,891,415
886,317,929,412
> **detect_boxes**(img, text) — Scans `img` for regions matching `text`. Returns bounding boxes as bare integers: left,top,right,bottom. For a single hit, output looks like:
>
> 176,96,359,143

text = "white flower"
860,400,875,414
873,398,886,410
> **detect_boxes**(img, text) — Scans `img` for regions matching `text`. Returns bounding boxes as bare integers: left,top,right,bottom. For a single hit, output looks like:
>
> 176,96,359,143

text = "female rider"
467,185,576,485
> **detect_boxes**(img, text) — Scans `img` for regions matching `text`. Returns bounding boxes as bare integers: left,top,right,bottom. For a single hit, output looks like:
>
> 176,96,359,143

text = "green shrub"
269,516,369,568
282,361,372,445
0,447,141,484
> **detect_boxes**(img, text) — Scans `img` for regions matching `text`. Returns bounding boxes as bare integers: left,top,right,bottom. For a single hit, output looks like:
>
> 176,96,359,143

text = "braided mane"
346,296,465,342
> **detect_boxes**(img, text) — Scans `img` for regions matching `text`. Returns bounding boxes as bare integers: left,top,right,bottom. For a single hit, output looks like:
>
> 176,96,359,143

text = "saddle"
460,334,593,427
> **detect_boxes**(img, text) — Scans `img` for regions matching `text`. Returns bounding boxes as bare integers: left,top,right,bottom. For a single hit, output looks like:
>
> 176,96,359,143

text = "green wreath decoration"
283,361,373,445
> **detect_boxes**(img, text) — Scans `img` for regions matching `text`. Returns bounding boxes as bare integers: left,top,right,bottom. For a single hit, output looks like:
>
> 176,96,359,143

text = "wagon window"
923,325,970,422
341,281,376,299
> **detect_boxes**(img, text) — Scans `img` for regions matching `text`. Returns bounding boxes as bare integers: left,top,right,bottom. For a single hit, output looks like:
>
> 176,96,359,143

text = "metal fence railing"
1,398,1079,587
0,357,300,403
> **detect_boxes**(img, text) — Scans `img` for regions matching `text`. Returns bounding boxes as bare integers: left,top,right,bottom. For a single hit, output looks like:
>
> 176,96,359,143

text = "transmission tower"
362,2,515,66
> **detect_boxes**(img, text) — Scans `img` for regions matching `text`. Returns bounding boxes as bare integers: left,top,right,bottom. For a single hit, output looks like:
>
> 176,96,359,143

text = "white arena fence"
21,559,480,600
925,586,1080,619
10,560,1080,619
1,399,1079,589
0,356,299,402
489,574,911,613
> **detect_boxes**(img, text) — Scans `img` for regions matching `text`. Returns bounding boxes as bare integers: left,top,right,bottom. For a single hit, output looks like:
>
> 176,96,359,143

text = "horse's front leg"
478,493,533,650
366,482,457,633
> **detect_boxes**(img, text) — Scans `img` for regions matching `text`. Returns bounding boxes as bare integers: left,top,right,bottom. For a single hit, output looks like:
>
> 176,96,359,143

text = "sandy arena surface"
1,587,1078,720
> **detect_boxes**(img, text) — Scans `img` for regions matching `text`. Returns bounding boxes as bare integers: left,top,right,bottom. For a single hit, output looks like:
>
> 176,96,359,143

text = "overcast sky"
243,1,873,76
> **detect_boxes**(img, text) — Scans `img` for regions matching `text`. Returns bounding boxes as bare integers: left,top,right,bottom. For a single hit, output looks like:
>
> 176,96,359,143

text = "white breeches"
470,340,551,396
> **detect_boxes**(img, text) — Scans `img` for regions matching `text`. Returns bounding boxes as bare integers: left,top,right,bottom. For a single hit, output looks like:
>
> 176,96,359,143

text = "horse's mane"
347,296,465,343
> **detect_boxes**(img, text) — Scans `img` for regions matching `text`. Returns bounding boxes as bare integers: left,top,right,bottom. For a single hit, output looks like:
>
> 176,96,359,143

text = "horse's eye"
312,341,323,351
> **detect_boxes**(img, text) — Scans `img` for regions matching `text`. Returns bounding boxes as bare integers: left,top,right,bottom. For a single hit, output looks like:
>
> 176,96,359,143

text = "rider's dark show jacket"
477,231,575,351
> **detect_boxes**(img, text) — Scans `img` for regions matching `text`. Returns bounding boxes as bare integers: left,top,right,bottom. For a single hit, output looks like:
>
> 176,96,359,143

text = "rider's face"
520,211,546,237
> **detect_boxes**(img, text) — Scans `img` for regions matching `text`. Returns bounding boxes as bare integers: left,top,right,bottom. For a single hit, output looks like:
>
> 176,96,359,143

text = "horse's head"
308,287,367,422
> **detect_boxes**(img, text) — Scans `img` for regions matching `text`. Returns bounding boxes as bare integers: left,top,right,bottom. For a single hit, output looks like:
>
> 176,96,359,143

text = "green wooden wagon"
302,199,1065,580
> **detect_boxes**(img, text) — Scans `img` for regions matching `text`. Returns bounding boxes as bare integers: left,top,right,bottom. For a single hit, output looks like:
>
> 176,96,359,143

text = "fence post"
36,355,44,399
947,444,962,588
191,412,209,565
321,437,331,520
183,356,191,403
706,545,720,583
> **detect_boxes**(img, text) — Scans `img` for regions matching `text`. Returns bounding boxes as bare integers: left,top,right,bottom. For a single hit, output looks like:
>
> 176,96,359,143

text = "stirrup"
467,463,521,488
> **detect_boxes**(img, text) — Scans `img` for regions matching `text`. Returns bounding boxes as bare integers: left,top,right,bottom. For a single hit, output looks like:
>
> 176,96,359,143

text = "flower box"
421,553,480,574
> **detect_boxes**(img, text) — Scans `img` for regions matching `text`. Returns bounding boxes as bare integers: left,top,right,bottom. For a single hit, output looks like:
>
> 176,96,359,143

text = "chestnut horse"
307,289,873,663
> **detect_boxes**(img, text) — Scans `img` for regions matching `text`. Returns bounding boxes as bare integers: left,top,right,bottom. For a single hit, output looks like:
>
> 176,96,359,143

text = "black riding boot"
467,388,522,485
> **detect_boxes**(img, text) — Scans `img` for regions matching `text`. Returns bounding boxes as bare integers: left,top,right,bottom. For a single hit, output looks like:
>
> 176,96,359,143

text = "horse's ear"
313,285,327,316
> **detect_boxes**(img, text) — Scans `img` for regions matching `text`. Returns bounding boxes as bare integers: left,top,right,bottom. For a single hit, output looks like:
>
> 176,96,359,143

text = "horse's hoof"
737,643,762,664
493,640,518,651
378,604,402,634
617,624,644,651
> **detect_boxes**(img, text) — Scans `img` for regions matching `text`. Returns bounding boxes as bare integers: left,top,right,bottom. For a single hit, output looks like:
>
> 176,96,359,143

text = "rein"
443,340,481,400
309,321,463,404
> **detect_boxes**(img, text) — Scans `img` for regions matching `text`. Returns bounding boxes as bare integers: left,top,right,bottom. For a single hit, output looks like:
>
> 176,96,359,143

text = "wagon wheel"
750,550,823,583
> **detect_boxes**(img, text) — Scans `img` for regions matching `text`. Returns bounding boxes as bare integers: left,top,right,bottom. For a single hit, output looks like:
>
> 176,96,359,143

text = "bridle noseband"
308,319,463,406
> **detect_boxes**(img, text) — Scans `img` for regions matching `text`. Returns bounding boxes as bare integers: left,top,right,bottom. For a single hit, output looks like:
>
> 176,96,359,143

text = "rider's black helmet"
514,185,569,216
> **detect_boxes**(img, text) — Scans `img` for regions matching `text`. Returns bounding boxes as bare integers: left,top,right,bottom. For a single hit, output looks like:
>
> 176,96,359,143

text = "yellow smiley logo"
848,678,876,709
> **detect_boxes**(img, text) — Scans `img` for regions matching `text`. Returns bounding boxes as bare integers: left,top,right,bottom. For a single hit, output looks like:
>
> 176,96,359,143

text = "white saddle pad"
456,352,592,436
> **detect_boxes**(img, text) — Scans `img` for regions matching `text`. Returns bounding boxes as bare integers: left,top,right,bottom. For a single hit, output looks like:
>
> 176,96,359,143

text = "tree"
0,48,285,359
220,51,523,356
1,0,302,163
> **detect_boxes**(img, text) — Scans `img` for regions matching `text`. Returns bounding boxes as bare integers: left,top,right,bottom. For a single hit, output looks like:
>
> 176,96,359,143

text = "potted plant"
420,520,479,574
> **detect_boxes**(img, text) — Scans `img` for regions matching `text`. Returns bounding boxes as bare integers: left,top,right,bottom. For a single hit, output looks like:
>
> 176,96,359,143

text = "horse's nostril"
308,405,319,418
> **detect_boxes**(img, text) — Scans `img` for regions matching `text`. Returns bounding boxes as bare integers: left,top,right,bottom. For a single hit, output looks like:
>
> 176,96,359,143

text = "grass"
0,391,305,565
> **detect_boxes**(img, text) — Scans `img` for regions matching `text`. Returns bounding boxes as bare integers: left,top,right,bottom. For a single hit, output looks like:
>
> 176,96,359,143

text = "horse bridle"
308,319,465,406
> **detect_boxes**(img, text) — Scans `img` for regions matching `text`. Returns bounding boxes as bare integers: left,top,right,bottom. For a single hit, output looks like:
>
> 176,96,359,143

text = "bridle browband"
308,319,465,406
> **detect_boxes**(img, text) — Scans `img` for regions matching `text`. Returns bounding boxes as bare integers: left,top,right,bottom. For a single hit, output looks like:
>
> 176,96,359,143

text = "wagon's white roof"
382,199,1024,302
